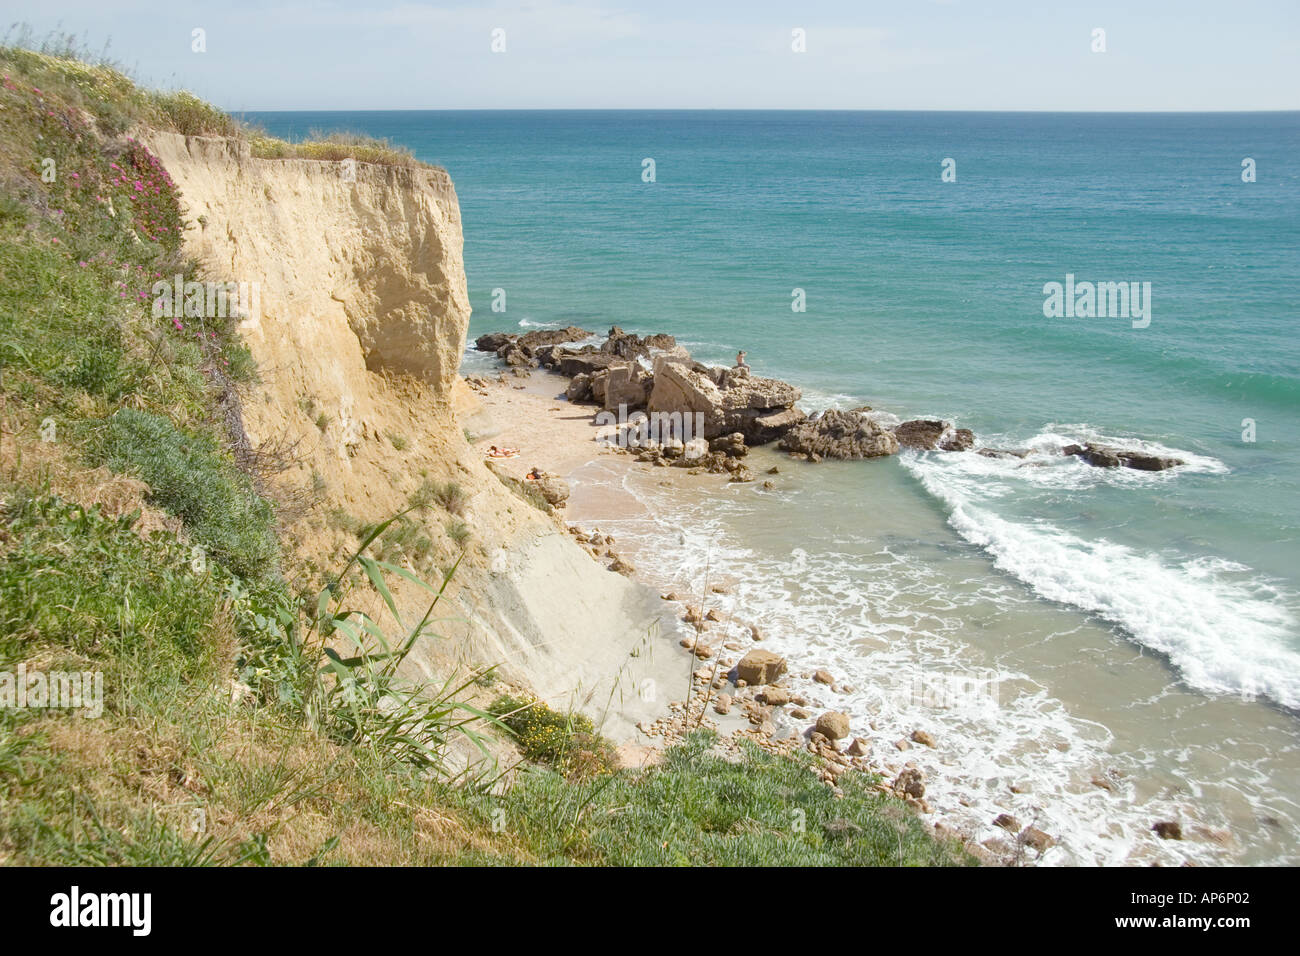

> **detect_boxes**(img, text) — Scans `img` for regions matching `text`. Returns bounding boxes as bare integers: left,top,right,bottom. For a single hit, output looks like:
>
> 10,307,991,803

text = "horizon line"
231,106,1300,115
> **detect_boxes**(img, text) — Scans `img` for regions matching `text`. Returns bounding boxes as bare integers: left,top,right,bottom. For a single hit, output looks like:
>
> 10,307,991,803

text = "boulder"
603,364,651,411
590,368,611,404
533,344,566,367
709,432,747,458
893,767,926,800
500,345,532,367
815,711,851,740
648,360,803,443
910,729,936,748
735,649,787,686
565,373,592,402
757,686,793,706
536,476,570,507
778,409,899,460
894,419,947,449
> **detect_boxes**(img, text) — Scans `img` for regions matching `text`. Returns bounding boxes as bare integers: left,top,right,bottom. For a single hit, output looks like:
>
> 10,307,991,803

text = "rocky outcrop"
474,325,590,354
520,325,591,349
778,409,899,460
648,360,805,442
535,475,570,508
1063,442,1184,471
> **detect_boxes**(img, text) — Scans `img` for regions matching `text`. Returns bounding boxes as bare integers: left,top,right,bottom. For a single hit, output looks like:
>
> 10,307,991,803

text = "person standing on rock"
736,350,750,370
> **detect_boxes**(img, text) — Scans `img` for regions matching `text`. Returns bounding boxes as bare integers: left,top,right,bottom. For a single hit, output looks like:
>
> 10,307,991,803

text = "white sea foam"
902,432,1300,710
568,463,1263,866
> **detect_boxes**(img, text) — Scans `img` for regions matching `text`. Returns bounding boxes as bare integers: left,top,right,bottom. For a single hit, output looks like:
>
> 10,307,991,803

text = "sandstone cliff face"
145,131,670,741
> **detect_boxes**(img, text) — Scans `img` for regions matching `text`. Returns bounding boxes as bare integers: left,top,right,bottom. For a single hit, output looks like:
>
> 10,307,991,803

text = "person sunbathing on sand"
486,445,520,459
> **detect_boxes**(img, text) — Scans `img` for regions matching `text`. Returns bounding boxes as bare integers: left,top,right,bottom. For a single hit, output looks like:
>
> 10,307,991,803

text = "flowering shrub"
490,694,616,777
121,138,182,252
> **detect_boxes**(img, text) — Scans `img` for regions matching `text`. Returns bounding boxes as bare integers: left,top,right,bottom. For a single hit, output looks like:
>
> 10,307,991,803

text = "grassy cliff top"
0,40,423,168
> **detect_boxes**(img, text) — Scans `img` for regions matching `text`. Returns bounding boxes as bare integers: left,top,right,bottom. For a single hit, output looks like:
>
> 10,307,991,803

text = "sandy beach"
459,361,956,822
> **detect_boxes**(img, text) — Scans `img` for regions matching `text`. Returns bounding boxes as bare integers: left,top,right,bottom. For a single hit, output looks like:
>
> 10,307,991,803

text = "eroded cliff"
144,130,668,739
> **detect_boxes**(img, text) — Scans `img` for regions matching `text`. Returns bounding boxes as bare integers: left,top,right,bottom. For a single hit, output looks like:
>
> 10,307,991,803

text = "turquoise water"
247,111,1300,862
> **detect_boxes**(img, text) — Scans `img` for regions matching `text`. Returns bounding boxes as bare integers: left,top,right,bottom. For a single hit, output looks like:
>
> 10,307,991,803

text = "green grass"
88,408,280,580
467,731,971,866
0,492,234,682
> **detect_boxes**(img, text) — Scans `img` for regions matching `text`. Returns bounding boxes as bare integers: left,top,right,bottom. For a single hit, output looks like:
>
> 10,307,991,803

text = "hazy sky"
12,0,1300,111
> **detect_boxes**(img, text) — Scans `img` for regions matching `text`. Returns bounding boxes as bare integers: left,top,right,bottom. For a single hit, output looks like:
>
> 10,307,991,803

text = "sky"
8,0,1300,111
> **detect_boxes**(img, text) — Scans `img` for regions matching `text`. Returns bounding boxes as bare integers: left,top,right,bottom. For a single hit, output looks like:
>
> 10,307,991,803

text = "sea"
244,109,1300,865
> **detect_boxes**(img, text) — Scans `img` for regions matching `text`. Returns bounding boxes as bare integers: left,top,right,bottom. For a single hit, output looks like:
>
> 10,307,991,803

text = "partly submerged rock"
894,419,948,449
474,331,515,352
1152,820,1184,840
778,409,899,460
894,419,975,452
1063,442,1183,471
939,428,975,451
